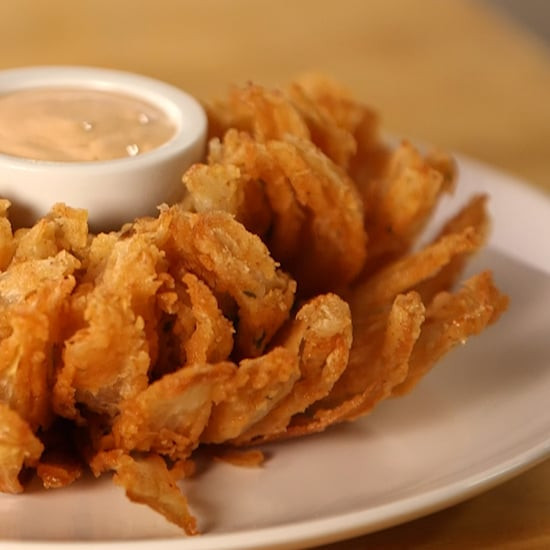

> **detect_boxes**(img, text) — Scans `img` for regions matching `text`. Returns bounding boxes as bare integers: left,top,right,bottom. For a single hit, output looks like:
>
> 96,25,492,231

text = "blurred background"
0,0,548,191
486,0,550,42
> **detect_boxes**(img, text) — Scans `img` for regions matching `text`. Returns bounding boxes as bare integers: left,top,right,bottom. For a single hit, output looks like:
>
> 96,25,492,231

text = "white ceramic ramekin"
0,66,207,232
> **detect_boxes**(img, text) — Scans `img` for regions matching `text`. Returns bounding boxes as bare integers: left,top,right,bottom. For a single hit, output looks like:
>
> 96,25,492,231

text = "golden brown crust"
202,347,300,443
213,448,265,468
0,75,508,537
233,293,352,445
112,362,235,460
0,403,44,493
394,271,508,395
111,453,199,535
164,208,296,357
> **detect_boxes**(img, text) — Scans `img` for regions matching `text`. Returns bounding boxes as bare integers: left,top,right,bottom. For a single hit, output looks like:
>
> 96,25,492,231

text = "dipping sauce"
0,87,177,162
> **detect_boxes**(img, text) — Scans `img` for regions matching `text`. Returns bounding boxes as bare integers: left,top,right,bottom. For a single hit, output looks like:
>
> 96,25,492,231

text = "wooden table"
0,0,548,547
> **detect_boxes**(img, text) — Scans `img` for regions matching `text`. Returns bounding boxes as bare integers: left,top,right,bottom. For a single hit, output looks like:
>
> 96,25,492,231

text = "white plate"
2,156,550,550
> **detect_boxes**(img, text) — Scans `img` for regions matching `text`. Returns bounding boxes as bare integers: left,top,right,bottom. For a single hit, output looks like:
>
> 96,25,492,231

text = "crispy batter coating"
281,292,425,437
394,271,508,395
55,294,151,420
54,232,166,420
156,270,235,373
0,403,44,493
202,347,300,443
112,362,235,460
164,207,296,357
348,227,480,312
289,73,389,186
286,82,357,169
267,135,367,293
12,203,88,263
207,129,307,266
213,448,265,468
289,73,379,141
0,252,79,429
234,293,352,445
361,142,455,272
94,451,198,535
180,273,234,364
0,199,14,270
204,82,368,294
182,162,272,237
206,83,310,143
155,277,194,377
0,309,52,429
204,128,368,295
115,454,198,535
0,76,508,537
36,458,82,489
415,194,490,302
182,163,244,216
0,250,79,307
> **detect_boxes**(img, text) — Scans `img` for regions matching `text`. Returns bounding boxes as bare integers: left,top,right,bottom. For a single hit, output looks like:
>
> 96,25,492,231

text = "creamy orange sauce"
0,87,176,162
